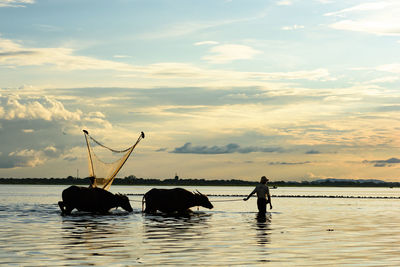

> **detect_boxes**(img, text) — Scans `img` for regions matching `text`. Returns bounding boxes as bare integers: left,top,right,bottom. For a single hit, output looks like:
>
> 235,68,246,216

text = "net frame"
83,130,144,190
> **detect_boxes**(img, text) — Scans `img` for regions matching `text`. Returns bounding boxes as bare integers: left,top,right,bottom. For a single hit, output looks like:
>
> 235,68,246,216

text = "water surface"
1,185,399,266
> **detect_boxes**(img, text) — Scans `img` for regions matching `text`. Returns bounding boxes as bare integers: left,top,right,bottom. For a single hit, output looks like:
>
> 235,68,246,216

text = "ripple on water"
1,185,400,266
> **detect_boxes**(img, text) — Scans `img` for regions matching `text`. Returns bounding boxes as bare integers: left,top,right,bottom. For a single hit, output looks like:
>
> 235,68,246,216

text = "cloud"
326,2,400,36
171,142,283,154
0,37,332,87
376,104,400,112
4,146,63,168
43,145,58,157
113,55,132,58
362,157,400,167
329,20,400,36
87,111,106,119
117,62,331,88
325,2,390,17
194,41,219,46
276,0,292,6
269,161,311,165
316,0,334,3
139,21,219,40
306,149,321,154
376,63,400,73
0,37,137,71
202,44,262,64
63,156,78,162
138,10,269,40
0,0,34,8
0,95,82,121
282,25,305,31
367,76,399,83
0,93,115,170
8,149,48,168
33,24,61,32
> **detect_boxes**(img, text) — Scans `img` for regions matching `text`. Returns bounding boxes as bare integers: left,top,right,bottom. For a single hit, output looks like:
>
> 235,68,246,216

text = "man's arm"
267,187,272,209
244,187,257,201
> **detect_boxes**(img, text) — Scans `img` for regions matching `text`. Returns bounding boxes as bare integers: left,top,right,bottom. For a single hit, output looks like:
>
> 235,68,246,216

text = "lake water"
1,185,400,266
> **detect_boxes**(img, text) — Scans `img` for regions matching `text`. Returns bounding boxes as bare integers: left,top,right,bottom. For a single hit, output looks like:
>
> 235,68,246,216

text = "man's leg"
257,198,266,213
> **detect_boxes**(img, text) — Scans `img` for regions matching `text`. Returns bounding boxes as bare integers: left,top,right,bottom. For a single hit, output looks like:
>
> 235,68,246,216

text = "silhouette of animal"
142,188,213,213
58,185,133,215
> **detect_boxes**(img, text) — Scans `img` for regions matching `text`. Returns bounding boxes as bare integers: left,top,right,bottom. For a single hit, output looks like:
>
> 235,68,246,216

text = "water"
1,185,400,266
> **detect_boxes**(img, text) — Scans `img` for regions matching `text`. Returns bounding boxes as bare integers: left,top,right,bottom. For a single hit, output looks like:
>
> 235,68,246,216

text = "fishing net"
83,130,144,190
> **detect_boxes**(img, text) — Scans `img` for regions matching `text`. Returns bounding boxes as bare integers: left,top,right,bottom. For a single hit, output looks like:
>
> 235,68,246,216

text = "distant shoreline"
1,177,399,187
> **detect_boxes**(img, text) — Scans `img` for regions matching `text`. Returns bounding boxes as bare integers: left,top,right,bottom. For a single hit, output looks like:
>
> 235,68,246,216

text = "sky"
1,0,400,181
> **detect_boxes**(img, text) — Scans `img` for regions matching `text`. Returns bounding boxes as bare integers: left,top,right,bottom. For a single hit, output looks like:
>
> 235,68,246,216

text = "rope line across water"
126,193,400,200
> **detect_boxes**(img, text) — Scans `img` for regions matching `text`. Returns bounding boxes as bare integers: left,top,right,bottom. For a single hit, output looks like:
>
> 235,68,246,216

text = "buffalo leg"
143,198,156,214
58,201,73,215
144,207,156,214
58,201,65,213
144,203,157,214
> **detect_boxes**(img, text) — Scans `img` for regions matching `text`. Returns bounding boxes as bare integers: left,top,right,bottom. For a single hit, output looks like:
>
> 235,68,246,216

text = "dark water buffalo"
58,185,133,215
142,188,213,214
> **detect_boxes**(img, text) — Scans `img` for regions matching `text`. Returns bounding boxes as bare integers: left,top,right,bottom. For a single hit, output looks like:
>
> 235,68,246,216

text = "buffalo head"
195,190,213,209
116,193,133,212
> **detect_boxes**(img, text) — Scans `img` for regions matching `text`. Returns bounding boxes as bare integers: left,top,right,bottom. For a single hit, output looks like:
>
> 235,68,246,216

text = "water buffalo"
142,188,213,214
58,185,133,215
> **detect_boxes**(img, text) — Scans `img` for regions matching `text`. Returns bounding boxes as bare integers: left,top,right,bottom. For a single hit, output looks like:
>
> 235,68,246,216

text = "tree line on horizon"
0,175,399,187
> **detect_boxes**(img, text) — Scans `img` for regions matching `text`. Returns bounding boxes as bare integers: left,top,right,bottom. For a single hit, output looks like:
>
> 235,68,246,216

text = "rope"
211,199,244,202
129,199,143,202
127,194,400,200
85,131,134,153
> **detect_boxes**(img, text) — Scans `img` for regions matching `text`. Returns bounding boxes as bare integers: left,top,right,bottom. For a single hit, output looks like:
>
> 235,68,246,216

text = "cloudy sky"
1,0,400,181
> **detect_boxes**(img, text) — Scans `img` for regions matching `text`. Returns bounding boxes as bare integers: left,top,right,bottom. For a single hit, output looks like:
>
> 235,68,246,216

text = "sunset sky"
1,0,400,181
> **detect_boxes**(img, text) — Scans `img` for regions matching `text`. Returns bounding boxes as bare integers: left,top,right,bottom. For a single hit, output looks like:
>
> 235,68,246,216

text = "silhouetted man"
244,176,272,213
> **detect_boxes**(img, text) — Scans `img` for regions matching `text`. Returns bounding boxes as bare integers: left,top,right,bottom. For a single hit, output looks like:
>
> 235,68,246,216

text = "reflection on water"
62,215,127,250
1,185,400,266
254,212,271,246
143,212,211,241
60,213,136,264
142,212,212,264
